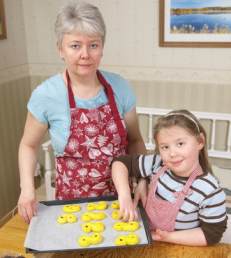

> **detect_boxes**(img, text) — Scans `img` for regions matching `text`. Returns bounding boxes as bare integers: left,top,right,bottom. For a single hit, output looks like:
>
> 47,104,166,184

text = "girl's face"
59,32,103,78
157,125,204,177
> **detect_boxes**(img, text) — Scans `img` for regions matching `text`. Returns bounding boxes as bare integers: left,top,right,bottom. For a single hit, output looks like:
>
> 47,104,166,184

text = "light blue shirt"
28,70,136,156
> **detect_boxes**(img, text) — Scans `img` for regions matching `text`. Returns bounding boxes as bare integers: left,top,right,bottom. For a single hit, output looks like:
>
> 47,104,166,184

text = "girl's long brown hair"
153,109,212,174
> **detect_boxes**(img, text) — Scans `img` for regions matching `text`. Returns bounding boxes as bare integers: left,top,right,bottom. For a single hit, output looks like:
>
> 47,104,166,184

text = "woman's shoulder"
100,70,132,91
28,73,68,122
33,74,65,97
100,70,135,113
100,70,127,82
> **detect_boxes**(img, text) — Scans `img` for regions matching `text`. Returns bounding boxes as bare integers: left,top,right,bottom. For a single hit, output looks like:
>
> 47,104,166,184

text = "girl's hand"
118,194,138,222
151,229,169,242
18,189,37,224
133,178,148,208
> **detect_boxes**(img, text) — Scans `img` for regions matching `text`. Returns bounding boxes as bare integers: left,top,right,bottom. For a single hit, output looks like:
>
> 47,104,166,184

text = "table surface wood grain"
0,214,230,258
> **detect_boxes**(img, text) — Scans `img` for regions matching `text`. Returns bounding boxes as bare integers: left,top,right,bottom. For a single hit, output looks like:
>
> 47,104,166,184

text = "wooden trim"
0,206,18,228
159,0,231,48
0,0,7,40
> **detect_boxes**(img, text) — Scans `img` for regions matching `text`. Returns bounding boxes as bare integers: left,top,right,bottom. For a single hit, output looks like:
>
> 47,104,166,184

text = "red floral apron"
55,70,128,200
145,165,202,231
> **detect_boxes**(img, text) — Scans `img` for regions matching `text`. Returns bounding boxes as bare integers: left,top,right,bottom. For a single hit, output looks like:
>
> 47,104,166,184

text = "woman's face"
59,32,103,78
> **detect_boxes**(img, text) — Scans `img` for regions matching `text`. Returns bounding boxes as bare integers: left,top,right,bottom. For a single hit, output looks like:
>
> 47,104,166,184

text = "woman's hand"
18,189,37,224
18,112,47,223
118,194,138,222
133,178,148,207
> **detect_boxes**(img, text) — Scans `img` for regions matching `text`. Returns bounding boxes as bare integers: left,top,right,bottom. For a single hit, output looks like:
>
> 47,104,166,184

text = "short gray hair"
55,1,106,47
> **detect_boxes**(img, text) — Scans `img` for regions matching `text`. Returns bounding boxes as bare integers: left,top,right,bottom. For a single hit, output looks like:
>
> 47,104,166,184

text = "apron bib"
55,70,128,200
145,165,202,231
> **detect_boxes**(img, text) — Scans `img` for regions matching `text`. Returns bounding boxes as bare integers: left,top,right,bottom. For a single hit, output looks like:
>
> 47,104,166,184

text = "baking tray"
25,195,152,253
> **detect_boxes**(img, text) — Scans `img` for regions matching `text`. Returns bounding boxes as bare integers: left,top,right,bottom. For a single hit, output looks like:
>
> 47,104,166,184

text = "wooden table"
0,214,231,258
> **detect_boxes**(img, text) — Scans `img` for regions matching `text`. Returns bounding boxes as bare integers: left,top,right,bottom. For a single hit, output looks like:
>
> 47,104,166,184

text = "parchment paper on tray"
24,197,152,253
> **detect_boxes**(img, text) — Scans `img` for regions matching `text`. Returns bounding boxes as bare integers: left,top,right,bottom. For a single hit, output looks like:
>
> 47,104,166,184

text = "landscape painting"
159,0,231,47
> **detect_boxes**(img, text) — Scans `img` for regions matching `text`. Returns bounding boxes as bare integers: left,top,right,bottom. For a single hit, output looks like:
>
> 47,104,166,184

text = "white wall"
21,0,231,84
0,0,230,84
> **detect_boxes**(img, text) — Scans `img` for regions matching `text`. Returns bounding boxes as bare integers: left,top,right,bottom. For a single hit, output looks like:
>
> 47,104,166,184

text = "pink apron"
145,165,202,231
55,70,128,200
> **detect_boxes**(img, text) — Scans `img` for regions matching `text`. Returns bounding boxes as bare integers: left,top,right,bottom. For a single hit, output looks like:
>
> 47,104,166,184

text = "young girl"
111,109,227,246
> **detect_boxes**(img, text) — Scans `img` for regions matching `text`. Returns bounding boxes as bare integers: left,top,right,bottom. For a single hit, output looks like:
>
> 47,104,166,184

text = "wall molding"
29,64,231,85
1,63,230,85
0,64,30,84
100,65,231,85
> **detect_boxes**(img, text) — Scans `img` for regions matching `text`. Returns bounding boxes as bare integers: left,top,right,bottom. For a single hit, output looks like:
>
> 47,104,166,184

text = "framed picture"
0,0,6,40
159,0,231,47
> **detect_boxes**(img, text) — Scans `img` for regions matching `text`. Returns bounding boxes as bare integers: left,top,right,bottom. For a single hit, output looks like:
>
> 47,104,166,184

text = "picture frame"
0,0,6,40
159,0,231,47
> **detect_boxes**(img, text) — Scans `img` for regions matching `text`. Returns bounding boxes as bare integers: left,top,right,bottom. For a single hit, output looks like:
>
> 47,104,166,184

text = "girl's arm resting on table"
152,217,227,246
111,161,138,221
152,227,207,246
18,112,48,223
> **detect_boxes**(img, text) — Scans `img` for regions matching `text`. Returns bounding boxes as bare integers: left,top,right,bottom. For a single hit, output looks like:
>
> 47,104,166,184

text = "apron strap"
148,165,168,196
150,165,168,184
179,165,202,196
66,70,76,109
97,70,127,146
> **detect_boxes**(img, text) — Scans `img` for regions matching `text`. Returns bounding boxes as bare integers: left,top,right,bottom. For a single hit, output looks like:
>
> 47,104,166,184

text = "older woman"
18,1,146,223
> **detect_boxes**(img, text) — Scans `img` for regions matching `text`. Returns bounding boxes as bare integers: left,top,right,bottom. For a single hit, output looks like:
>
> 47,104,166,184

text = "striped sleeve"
112,154,161,178
138,154,161,177
198,183,227,244
199,187,227,224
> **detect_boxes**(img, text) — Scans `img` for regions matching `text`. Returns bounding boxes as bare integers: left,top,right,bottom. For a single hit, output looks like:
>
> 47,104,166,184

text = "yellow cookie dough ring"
124,221,140,231
66,214,77,223
81,212,92,221
63,204,81,213
115,235,127,246
91,212,106,220
87,203,96,211
111,210,120,220
78,235,91,247
89,233,103,245
57,214,67,224
91,222,105,232
126,233,139,245
82,223,92,233
111,201,120,209
95,201,108,210
113,222,126,231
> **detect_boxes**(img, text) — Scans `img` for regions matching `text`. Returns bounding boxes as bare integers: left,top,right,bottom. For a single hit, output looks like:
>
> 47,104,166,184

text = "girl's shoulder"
193,171,222,194
201,172,220,185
